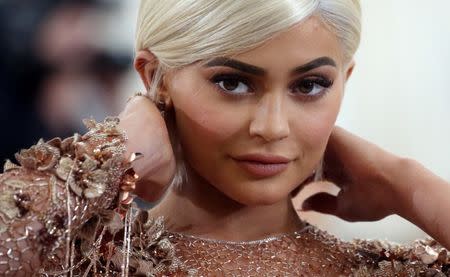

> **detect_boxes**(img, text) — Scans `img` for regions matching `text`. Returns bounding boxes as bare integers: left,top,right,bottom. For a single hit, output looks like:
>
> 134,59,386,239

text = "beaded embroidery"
0,117,449,276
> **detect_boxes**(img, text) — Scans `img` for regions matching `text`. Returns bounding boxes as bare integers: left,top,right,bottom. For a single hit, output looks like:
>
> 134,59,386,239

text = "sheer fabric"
0,118,449,276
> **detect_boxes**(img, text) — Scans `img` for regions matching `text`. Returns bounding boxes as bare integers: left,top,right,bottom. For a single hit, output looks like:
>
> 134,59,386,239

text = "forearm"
392,158,450,249
130,146,175,201
118,97,176,201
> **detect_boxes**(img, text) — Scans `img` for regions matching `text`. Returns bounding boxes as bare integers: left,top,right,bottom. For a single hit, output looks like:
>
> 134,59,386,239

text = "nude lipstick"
232,154,291,178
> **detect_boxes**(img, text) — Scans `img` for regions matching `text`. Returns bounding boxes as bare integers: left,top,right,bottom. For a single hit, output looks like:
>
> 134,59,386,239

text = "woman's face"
165,17,353,205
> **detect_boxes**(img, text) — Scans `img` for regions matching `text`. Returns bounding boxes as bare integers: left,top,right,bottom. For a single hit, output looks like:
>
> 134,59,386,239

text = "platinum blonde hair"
135,0,361,187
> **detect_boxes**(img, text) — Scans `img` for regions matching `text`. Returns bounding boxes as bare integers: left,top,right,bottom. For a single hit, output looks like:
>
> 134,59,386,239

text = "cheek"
292,90,343,156
179,101,237,141
170,76,243,157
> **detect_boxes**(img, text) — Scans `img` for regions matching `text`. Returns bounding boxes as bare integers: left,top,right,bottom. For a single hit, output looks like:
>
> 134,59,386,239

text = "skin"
303,127,450,249
130,17,354,240
121,16,450,247
119,97,175,201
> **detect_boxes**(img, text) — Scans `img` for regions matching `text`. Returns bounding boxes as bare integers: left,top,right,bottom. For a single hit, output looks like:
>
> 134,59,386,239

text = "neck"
152,167,304,242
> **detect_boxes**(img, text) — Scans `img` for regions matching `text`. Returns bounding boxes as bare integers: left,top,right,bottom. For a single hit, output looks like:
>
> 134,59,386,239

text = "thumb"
301,192,339,216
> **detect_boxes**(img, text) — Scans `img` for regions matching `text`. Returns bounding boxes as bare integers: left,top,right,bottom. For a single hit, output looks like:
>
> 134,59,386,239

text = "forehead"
231,16,344,72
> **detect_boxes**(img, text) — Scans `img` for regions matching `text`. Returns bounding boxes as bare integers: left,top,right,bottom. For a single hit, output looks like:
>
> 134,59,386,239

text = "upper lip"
232,153,292,164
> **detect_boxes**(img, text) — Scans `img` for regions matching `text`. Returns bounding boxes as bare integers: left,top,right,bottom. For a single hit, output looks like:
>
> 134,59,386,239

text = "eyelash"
289,76,334,101
210,73,334,101
209,74,250,99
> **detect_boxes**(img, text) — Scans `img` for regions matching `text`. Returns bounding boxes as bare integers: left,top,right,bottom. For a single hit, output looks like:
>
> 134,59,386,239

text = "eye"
211,74,251,95
291,77,333,97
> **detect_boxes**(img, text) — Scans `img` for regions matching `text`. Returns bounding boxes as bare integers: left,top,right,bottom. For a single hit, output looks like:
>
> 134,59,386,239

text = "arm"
0,96,177,275
392,158,450,250
302,126,450,249
118,95,176,202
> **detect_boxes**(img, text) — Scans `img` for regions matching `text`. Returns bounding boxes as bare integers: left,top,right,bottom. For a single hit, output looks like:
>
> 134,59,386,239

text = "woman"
0,0,449,276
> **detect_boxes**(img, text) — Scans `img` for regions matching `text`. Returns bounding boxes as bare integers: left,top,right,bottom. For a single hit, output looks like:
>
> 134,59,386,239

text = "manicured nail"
301,201,311,211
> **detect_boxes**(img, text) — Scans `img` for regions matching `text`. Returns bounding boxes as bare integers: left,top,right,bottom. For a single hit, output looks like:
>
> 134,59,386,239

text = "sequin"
2,160,20,172
0,117,449,276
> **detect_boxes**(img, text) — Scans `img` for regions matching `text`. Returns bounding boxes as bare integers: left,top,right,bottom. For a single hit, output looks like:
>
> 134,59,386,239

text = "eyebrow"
203,56,337,76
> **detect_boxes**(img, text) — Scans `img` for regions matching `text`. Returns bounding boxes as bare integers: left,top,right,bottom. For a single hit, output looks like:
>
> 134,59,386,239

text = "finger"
301,192,338,215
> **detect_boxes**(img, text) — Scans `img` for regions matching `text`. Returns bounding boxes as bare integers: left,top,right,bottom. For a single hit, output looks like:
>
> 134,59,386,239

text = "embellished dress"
0,118,449,276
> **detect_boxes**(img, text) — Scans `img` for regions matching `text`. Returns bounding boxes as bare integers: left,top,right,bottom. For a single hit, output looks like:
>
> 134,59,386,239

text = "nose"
249,92,290,142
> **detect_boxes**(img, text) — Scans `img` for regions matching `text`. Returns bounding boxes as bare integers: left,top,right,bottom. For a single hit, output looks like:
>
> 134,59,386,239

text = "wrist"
118,121,175,202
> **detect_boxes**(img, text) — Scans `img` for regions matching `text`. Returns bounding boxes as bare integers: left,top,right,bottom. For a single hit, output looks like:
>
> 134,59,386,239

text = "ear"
134,50,159,91
344,59,356,82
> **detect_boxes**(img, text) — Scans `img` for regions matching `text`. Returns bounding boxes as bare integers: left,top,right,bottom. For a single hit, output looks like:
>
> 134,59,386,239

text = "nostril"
249,117,290,142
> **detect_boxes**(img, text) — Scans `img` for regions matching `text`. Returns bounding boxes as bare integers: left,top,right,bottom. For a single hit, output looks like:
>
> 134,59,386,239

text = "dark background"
0,0,132,163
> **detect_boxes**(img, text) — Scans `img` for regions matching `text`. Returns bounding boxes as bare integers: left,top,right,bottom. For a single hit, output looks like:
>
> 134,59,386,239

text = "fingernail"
301,201,311,211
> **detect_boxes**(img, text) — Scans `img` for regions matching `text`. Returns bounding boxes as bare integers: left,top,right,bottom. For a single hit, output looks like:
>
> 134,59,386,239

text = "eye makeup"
289,75,334,101
210,73,254,96
208,71,334,102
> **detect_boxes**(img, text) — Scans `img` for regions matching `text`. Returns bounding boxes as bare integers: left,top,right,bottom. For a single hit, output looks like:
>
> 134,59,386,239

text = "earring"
155,94,172,117
156,96,166,114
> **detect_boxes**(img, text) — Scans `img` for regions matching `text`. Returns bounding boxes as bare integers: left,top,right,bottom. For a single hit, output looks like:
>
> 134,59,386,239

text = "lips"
232,154,291,178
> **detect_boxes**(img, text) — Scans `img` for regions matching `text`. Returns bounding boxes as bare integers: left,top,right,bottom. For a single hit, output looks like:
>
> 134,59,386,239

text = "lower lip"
233,160,289,178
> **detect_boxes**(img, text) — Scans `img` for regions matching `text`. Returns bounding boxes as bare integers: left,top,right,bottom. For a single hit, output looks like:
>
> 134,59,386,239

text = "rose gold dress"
0,118,448,276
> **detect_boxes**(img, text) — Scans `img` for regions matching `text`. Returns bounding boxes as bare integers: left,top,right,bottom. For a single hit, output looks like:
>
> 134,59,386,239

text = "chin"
223,181,294,207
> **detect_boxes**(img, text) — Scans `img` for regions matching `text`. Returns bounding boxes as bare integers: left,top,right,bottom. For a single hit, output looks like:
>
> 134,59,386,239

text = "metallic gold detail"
0,191,20,220
68,170,83,197
56,157,75,181
3,159,20,172
14,139,61,171
4,179,27,189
